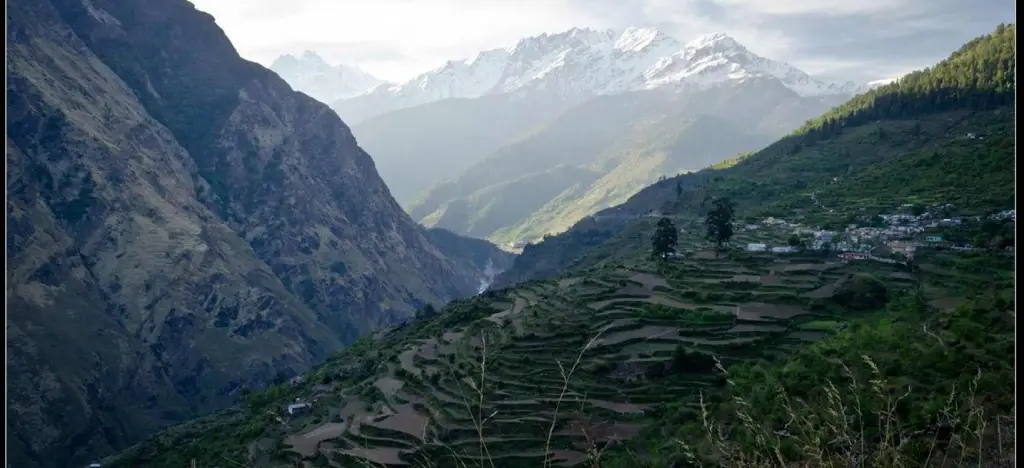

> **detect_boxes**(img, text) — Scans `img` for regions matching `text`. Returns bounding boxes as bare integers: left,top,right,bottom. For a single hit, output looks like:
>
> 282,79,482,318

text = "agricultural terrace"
226,245,934,468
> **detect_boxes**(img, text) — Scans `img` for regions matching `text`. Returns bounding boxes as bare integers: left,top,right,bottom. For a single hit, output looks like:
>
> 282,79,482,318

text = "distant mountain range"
331,28,867,124
269,50,388,103
274,28,873,246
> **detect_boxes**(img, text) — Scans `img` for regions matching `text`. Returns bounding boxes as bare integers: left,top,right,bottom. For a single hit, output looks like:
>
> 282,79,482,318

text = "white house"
746,243,767,252
771,246,799,253
287,400,311,415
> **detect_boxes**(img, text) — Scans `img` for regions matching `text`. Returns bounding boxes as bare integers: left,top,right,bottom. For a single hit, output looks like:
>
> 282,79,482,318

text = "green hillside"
487,115,774,247
105,26,1015,468
497,24,1015,287
104,224,1014,467
410,80,826,245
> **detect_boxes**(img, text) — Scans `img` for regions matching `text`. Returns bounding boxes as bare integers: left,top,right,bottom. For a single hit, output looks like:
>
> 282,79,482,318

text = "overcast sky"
190,0,1014,84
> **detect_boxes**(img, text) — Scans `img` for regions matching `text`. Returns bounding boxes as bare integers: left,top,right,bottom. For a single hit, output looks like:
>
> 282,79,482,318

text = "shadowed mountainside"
5,0,511,466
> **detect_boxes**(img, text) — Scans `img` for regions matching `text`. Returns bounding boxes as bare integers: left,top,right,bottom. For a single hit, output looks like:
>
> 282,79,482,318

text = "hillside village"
735,206,1015,261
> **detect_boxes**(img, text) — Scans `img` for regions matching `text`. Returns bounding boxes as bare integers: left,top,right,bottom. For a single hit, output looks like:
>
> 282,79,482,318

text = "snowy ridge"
270,51,389,103
341,28,867,113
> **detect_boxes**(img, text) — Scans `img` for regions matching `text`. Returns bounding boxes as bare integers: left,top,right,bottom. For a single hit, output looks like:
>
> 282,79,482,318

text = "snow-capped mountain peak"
615,27,676,52
334,27,864,121
684,32,744,52
269,51,389,103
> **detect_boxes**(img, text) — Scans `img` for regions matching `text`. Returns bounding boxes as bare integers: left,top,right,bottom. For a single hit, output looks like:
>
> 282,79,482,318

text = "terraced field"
214,247,918,468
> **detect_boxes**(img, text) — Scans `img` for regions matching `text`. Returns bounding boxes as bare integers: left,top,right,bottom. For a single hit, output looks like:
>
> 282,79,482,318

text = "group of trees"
650,197,736,260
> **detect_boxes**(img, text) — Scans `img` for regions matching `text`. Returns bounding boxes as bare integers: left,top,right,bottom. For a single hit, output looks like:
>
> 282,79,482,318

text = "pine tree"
650,217,678,261
705,197,735,249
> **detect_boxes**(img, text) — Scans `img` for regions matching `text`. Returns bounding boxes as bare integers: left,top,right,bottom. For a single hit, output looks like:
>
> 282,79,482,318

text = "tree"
416,303,438,319
705,197,735,249
910,204,927,216
675,180,683,200
650,217,678,261
787,234,802,248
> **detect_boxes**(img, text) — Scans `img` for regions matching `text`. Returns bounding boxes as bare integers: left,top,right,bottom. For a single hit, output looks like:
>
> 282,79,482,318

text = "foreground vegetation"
602,271,1014,467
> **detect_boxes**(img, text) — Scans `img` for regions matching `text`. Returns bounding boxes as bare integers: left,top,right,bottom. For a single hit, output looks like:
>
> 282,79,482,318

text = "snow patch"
338,27,865,113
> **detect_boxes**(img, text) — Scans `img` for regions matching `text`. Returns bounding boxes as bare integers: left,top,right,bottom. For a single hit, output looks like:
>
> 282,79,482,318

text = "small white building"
746,243,767,252
771,246,799,254
287,400,311,415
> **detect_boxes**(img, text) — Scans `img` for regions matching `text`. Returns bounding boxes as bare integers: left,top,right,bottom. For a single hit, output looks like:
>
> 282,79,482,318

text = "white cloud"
190,0,1013,84
708,0,920,17
191,0,604,81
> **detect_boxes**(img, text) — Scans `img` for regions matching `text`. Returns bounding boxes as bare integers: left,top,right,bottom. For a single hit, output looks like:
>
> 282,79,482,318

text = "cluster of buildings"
743,243,798,254
740,207,1015,261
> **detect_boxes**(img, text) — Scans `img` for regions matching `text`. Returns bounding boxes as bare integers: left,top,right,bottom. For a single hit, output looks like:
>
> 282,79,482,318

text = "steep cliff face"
5,0,510,466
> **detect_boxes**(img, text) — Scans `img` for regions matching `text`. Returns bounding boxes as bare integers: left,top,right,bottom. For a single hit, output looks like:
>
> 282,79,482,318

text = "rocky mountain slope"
5,0,511,466
269,51,388,104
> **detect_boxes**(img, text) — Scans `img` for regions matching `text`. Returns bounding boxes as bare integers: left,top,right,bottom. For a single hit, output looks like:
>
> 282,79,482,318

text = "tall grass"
670,356,1015,468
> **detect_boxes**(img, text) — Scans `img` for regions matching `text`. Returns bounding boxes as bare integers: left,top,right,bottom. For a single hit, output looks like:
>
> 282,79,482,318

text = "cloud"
190,0,1014,84
192,0,600,81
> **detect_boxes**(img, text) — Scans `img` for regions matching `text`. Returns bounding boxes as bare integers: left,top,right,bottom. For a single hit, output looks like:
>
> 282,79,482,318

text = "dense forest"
795,23,1015,144
663,23,1017,221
